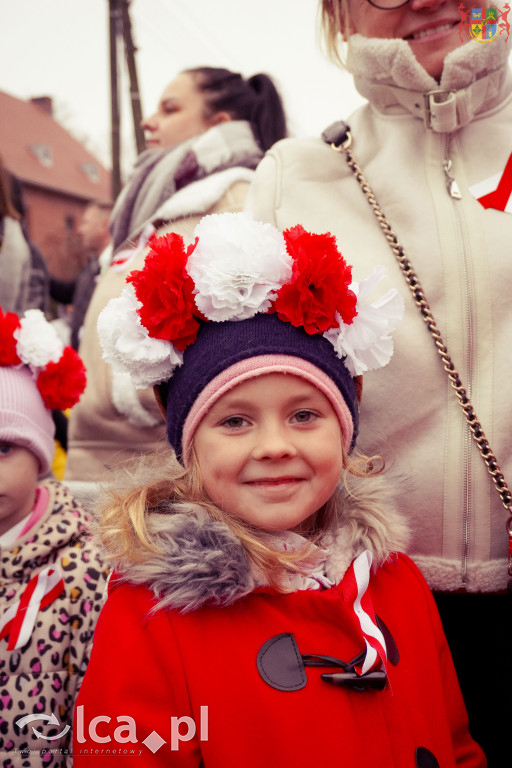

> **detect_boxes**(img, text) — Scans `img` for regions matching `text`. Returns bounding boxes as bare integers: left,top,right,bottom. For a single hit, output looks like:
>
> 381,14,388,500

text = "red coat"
74,553,484,767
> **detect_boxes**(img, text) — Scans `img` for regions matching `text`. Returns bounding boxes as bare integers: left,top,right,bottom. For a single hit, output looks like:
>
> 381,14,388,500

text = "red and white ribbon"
0,566,65,650
469,152,512,213
342,550,387,675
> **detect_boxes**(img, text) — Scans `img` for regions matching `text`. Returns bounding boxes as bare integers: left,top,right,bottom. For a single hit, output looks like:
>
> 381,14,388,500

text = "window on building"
80,162,100,183
29,144,53,167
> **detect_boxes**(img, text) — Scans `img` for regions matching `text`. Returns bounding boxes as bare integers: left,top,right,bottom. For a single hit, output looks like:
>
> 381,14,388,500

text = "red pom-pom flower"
127,233,202,351
0,308,22,366
96,214,403,392
37,346,87,410
274,226,357,334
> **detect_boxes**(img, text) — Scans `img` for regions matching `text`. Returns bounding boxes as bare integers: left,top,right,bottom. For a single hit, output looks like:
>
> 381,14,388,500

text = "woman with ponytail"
64,67,287,484
181,68,287,153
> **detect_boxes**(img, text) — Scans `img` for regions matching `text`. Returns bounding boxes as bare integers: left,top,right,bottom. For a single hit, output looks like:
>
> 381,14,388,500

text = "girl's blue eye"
0,444,13,456
292,410,316,424
222,416,248,429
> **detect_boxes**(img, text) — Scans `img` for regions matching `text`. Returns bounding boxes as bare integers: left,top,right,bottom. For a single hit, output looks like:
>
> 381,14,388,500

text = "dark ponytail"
183,67,288,152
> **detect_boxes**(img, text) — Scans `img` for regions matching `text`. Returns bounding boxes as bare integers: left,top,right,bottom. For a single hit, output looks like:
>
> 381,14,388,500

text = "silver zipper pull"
443,159,462,199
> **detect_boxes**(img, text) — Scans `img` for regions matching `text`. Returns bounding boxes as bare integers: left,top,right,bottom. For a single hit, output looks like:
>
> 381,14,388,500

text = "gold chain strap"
328,129,512,589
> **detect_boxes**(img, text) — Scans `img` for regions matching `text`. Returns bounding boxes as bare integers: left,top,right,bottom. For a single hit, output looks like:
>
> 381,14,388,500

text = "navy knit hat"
158,313,360,463
97,212,403,463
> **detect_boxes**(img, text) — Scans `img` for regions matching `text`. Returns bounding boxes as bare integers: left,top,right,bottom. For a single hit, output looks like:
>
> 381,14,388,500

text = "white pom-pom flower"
14,309,64,368
187,212,292,322
324,266,404,376
97,288,183,389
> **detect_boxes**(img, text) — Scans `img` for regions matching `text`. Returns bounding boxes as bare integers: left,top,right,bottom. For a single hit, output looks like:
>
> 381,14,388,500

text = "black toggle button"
320,670,387,691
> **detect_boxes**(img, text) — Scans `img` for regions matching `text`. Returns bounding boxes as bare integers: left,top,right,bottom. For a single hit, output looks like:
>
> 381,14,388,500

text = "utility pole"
108,0,144,200
109,0,122,200
121,0,146,155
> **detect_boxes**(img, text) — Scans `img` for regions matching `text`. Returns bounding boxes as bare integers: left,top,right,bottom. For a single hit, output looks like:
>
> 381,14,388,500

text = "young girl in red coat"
74,212,485,768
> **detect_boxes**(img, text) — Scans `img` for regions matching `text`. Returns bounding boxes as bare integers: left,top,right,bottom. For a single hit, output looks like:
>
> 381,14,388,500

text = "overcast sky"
0,0,366,173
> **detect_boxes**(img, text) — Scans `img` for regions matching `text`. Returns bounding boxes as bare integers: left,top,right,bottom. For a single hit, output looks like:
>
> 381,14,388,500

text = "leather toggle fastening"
257,615,398,694
321,670,387,691
257,633,308,692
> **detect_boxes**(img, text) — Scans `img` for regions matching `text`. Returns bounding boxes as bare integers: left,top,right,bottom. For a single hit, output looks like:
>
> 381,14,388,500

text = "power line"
132,12,185,68
133,0,239,70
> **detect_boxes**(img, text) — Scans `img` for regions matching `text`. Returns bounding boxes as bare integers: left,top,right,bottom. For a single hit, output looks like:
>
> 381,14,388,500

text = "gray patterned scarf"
109,120,262,252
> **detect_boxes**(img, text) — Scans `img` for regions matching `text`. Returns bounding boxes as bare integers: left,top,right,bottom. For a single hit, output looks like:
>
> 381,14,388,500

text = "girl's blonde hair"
319,0,352,67
99,442,385,589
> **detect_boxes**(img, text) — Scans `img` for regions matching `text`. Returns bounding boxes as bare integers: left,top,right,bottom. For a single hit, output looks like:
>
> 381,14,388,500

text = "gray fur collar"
113,473,409,613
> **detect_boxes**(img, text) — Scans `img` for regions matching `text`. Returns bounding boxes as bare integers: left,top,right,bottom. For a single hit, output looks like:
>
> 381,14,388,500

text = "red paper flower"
0,308,22,366
127,233,201,350
37,346,87,410
273,226,357,334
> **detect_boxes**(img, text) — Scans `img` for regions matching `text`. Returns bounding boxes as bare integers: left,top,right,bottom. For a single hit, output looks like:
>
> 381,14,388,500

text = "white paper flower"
97,288,183,389
324,266,404,376
187,212,292,321
14,309,64,368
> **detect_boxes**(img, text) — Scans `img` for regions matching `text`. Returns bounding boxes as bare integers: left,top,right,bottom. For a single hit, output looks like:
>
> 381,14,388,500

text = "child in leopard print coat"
0,307,108,767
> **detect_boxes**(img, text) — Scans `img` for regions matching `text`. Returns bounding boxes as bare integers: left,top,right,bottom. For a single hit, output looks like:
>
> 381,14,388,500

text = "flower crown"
98,212,403,389
0,308,87,410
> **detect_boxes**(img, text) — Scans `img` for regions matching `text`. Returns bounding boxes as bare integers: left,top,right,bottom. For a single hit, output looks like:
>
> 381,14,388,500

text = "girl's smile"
193,373,345,532
244,476,305,487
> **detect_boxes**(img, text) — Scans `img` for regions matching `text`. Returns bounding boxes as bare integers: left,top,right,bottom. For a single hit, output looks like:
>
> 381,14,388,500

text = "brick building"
0,90,112,279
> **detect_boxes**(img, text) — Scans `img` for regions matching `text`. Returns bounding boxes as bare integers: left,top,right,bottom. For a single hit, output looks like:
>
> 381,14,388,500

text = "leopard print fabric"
0,480,109,767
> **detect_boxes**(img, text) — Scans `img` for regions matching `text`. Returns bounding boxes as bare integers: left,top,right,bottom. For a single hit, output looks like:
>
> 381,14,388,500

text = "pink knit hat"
0,366,55,477
182,355,356,463
0,306,87,477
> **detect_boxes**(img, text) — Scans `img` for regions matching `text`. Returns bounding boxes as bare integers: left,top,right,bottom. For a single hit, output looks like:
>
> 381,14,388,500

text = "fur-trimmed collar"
112,473,409,613
348,31,512,130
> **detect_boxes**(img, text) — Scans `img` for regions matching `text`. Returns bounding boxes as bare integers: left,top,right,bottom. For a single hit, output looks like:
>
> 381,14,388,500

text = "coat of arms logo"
458,4,510,42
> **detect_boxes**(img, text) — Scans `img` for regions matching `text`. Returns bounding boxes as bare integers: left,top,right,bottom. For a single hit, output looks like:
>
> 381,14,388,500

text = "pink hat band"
182,354,354,464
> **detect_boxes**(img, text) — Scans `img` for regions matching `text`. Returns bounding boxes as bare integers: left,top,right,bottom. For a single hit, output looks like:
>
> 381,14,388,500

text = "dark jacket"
50,258,100,349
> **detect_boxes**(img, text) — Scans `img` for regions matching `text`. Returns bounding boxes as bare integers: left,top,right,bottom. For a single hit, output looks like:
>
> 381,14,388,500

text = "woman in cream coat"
247,1,511,763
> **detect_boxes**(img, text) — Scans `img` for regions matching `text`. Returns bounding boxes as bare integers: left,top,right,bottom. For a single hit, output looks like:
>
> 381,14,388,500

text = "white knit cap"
0,366,55,477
